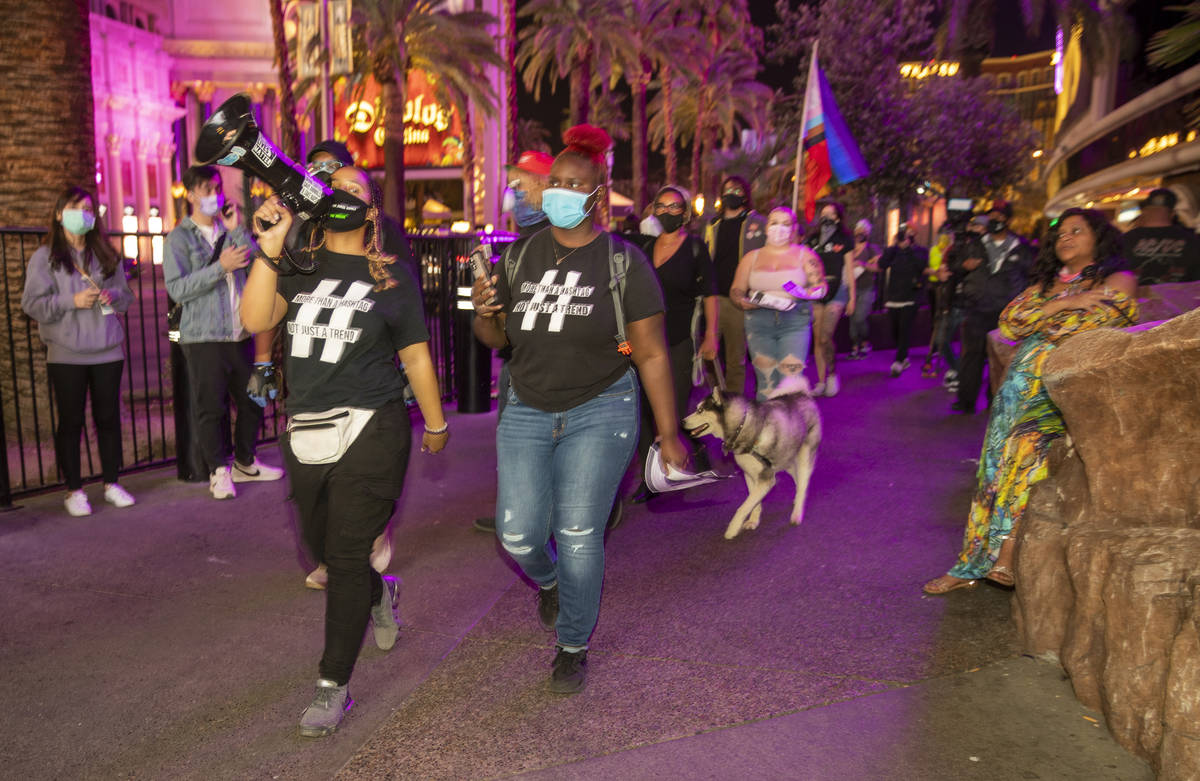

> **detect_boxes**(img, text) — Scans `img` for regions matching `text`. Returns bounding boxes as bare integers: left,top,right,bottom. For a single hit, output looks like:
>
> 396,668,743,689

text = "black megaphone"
194,93,332,272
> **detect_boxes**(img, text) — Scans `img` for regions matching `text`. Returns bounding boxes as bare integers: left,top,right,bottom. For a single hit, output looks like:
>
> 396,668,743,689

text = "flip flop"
985,566,1015,588
922,575,977,595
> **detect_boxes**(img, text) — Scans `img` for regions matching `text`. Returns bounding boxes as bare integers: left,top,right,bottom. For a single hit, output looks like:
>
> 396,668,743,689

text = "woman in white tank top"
730,207,827,399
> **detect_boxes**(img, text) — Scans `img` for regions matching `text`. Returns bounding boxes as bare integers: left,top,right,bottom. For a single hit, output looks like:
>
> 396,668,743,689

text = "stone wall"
1011,307,1200,778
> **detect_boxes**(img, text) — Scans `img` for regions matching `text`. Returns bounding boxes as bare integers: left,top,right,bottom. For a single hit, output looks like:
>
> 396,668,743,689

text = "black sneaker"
549,647,587,694
537,584,558,631
473,516,496,533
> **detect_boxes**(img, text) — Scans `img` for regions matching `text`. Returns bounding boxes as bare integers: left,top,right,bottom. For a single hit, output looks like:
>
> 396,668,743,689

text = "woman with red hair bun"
472,124,688,694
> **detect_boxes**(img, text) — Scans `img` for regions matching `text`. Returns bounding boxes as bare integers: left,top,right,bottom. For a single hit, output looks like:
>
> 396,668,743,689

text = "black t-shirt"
637,234,717,346
277,249,429,413
807,227,853,302
713,212,748,295
496,230,664,412
1122,225,1200,285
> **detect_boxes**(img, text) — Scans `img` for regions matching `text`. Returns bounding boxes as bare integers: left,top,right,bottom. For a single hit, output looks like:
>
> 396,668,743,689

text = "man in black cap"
951,201,1033,414
1122,188,1200,285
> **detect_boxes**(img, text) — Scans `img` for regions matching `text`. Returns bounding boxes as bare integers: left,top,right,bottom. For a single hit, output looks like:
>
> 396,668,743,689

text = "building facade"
87,0,509,233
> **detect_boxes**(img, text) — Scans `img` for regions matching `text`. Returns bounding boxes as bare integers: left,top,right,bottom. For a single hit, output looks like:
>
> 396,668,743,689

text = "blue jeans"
849,288,875,346
744,305,812,400
938,307,964,372
495,369,639,649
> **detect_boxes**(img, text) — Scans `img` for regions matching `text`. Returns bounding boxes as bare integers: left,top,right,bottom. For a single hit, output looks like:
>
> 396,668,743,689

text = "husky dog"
682,376,822,539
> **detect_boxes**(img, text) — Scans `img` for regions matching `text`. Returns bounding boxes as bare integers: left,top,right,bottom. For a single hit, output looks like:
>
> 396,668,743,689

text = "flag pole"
792,41,819,215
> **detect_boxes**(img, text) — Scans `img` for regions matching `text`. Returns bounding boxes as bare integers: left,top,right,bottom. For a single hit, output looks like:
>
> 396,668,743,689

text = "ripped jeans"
744,304,812,400
495,369,639,649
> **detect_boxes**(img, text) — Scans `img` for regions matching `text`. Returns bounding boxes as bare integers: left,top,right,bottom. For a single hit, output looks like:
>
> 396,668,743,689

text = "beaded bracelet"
425,422,449,435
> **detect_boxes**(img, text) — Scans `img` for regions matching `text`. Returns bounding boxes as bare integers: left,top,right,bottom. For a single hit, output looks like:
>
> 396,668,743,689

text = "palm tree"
351,0,502,221
1,0,95,451
268,0,302,159
649,1,767,197
607,0,702,213
1147,3,1200,68
516,0,629,128
650,37,769,198
503,0,519,163
514,118,552,154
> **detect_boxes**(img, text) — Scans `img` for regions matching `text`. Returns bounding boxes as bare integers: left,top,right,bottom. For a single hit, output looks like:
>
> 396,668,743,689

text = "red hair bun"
562,124,612,166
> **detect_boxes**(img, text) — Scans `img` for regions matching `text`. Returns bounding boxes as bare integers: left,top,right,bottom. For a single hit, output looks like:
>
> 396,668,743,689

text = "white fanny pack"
287,407,376,464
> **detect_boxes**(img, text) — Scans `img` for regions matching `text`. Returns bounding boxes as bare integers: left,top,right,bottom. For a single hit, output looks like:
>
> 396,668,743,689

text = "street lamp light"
147,206,164,265
121,206,138,260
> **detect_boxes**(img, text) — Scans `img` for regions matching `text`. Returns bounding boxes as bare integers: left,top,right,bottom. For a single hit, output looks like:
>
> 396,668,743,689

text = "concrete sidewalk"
0,350,1153,780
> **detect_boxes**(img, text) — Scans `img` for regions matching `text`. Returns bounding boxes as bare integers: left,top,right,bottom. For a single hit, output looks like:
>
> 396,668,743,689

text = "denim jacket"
163,216,256,343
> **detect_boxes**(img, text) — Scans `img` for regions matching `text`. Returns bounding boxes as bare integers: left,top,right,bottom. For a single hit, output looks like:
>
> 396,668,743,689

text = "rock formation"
1011,307,1200,777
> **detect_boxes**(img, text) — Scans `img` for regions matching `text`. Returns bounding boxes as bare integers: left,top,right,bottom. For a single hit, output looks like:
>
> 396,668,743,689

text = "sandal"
922,575,977,595
985,565,1015,588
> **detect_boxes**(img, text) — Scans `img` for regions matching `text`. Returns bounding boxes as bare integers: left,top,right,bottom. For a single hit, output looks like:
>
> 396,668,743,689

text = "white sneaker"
210,467,236,500
812,381,826,396
825,374,840,396
103,483,136,508
305,565,328,590
370,534,393,573
64,490,92,517
231,457,285,482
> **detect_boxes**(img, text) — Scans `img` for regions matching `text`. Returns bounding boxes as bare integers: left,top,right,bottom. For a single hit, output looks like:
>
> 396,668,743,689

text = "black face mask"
722,193,745,211
657,212,685,234
820,217,837,228
324,190,370,233
987,218,1007,234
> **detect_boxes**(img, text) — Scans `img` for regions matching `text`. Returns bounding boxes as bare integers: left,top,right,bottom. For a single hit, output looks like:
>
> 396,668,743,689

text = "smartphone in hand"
469,244,497,306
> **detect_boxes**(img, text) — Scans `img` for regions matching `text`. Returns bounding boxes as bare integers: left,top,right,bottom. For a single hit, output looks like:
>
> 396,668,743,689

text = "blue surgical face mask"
512,198,546,228
541,186,597,229
61,208,95,236
198,193,224,218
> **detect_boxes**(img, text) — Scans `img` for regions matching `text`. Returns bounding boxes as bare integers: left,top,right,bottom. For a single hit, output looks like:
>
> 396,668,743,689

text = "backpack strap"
504,226,550,289
607,233,632,356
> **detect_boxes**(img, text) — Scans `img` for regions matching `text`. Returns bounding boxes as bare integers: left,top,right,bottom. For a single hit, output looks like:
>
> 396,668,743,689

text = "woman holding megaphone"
242,164,448,738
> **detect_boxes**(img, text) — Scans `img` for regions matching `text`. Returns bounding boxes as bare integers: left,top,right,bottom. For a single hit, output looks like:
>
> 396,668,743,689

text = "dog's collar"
725,407,750,454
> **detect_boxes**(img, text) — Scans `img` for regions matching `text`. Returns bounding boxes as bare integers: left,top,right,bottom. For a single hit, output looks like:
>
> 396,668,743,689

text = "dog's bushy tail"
767,374,812,399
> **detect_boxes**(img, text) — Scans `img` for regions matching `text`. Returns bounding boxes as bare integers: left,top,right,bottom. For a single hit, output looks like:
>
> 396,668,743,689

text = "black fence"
0,227,510,504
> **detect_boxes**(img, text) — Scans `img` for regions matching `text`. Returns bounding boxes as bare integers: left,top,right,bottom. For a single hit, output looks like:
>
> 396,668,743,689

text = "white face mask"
766,224,792,246
197,193,224,218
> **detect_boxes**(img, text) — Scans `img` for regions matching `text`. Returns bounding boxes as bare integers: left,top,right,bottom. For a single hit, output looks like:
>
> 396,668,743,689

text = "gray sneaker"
299,679,352,737
371,575,400,650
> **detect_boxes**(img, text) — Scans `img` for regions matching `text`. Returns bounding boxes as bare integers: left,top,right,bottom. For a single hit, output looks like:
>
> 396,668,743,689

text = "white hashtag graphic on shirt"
288,279,373,363
519,269,585,332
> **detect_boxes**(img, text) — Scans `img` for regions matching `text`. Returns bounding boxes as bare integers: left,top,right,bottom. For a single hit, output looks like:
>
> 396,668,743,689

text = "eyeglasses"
1056,226,1086,242
307,160,343,176
653,201,686,214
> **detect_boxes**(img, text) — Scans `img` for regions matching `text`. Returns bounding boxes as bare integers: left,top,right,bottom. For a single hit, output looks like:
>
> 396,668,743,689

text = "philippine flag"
796,42,869,221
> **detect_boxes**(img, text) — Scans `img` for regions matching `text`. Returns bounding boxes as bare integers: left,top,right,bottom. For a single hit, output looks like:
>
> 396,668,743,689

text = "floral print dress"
947,283,1138,580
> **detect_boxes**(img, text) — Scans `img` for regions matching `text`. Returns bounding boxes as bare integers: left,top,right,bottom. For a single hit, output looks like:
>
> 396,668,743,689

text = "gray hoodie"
21,245,133,364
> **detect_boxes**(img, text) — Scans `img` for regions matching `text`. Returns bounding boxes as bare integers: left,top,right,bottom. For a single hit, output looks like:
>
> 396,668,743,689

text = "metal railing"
1,227,509,504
